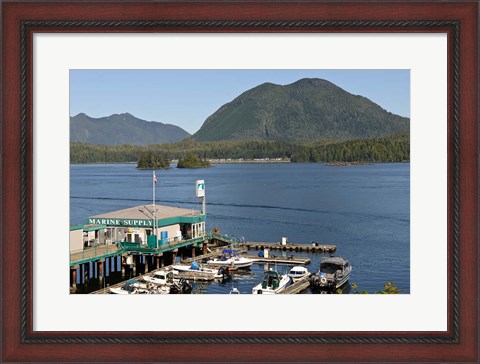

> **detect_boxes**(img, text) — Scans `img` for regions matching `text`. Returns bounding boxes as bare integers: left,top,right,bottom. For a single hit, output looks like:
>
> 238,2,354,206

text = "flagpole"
153,170,157,248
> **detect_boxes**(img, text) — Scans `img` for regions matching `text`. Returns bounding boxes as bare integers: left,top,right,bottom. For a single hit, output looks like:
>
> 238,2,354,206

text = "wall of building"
158,224,181,242
70,229,83,252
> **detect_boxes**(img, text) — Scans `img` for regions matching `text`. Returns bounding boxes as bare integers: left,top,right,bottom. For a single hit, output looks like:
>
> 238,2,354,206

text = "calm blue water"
71,163,410,294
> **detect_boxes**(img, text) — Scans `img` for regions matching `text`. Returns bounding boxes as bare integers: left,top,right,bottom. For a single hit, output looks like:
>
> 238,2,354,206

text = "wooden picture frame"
2,1,478,362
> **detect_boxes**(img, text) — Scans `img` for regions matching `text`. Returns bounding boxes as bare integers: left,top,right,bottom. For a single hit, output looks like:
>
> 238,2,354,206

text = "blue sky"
70,70,410,134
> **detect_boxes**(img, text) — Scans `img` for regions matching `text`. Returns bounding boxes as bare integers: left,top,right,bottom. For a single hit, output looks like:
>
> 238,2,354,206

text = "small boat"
172,261,224,280
143,269,176,286
142,270,192,294
109,279,154,294
206,249,254,269
287,266,309,281
252,269,290,294
229,287,240,294
168,278,193,294
311,256,352,291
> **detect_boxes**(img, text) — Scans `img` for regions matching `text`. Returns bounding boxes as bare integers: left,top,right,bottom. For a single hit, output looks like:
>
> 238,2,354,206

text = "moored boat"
287,266,309,281
311,256,352,291
109,279,167,294
252,269,290,294
172,261,227,280
206,249,254,269
142,269,193,293
143,269,176,286
229,287,240,294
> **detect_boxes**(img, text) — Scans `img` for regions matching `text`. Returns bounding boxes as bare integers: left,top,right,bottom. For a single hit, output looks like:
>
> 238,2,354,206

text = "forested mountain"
191,78,409,142
70,112,190,145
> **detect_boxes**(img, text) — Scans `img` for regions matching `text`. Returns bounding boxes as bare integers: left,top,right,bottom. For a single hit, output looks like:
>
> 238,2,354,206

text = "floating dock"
173,270,218,281
90,246,312,294
246,255,310,265
181,248,310,266
239,241,336,253
280,274,312,294
180,247,248,264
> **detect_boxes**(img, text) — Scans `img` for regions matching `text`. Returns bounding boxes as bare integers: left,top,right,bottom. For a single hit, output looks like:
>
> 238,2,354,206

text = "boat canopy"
264,270,280,278
222,249,238,254
320,257,349,265
190,261,199,270
262,270,281,289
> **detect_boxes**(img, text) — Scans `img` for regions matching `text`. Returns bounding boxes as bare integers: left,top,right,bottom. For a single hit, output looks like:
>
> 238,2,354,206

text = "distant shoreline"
327,161,371,167
208,158,290,164
71,160,410,165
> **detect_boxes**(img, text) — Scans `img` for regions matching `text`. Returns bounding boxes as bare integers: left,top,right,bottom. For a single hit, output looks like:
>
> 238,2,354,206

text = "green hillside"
70,133,409,164
70,112,190,146
191,78,409,142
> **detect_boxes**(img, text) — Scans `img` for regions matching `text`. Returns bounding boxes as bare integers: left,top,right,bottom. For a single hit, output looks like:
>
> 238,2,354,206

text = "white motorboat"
143,269,176,286
172,262,225,280
142,270,193,293
287,266,309,281
311,256,352,291
109,279,159,294
252,269,290,294
229,287,240,294
206,249,254,269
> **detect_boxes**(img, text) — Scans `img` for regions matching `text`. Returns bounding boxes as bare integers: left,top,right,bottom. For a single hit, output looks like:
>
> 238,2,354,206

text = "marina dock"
245,254,310,265
90,245,313,294
239,241,336,253
181,249,310,266
280,274,312,294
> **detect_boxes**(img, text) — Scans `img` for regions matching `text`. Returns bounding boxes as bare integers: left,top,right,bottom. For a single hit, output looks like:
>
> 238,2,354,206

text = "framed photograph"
2,1,478,362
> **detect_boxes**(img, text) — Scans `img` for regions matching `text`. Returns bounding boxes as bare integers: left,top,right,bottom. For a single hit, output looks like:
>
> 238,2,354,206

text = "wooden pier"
173,270,217,281
239,241,336,253
280,274,312,294
181,248,310,266
246,255,310,265
180,247,248,264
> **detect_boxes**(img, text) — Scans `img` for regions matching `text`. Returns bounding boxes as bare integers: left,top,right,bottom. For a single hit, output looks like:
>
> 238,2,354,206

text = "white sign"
196,180,205,197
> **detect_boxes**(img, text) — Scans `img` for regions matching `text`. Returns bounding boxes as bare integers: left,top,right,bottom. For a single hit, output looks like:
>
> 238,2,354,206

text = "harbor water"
71,162,410,294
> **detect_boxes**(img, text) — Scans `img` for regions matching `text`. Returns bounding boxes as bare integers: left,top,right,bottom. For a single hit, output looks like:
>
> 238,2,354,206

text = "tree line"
70,133,409,164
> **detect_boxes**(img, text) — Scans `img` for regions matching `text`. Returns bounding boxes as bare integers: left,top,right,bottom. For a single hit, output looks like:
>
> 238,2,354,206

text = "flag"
153,172,157,184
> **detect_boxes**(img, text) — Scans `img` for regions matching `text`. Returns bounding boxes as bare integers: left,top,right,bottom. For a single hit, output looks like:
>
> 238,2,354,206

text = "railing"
70,234,210,266
70,243,121,266
210,232,246,248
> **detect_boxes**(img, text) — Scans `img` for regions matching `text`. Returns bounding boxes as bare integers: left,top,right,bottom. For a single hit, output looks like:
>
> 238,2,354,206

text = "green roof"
70,224,84,231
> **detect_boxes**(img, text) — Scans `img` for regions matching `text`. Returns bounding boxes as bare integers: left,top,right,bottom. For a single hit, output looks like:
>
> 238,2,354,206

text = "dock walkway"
246,255,310,265
239,241,336,253
280,274,312,294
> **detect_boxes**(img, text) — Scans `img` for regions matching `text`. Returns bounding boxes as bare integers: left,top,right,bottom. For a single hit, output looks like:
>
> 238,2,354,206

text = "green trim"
157,214,206,227
70,225,84,231
86,214,205,228
83,224,107,232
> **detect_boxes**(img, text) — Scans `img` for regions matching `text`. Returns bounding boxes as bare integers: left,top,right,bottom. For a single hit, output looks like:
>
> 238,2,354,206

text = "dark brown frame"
2,1,478,362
